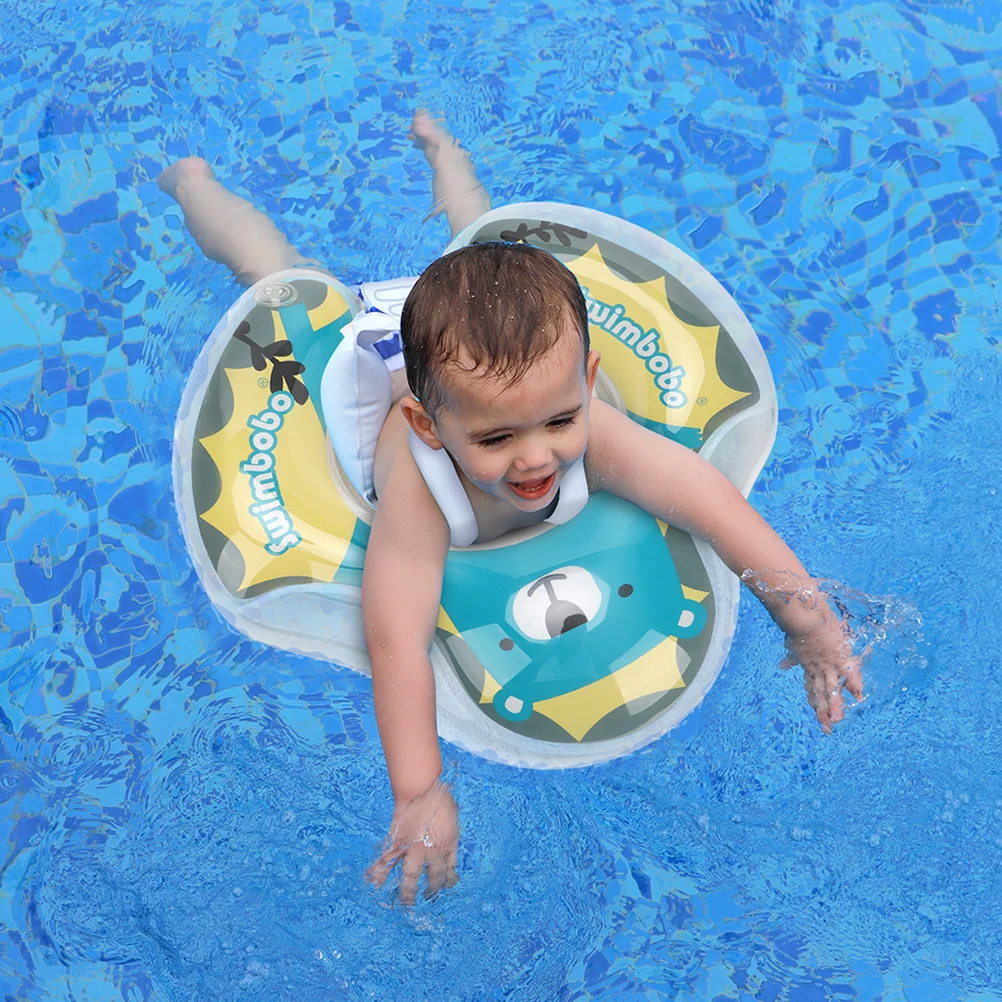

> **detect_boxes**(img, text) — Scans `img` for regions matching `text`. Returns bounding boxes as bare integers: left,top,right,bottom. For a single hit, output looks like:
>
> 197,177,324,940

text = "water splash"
741,569,927,725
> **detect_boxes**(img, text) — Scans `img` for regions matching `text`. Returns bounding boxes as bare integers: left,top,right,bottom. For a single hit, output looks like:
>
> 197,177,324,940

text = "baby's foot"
157,156,215,201
410,109,460,165
410,109,491,234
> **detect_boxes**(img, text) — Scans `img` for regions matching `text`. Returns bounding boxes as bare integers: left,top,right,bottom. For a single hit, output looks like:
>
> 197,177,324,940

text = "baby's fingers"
844,666,864,701
424,853,450,900
822,658,847,729
844,654,866,701
820,663,850,732
827,684,845,726
805,668,835,734
398,850,426,907
365,846,399,888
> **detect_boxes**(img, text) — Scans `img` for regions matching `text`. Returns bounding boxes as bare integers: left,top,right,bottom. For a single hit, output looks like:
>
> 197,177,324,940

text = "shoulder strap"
408,434,589,547
544,456,589,525
408,430,480,548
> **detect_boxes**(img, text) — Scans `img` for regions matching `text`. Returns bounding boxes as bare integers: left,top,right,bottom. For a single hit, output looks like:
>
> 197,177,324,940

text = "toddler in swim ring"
160,110,865,905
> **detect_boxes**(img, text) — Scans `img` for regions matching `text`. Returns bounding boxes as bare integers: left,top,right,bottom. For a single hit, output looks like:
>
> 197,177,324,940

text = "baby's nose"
513,455,550,474
513,439,552,472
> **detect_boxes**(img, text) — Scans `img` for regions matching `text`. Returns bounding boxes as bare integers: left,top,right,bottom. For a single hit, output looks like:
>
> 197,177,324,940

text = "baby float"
173,203,777,768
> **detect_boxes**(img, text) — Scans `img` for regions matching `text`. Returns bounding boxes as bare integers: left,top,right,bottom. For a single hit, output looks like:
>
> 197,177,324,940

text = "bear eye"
499,638,514,651
618,584,634,598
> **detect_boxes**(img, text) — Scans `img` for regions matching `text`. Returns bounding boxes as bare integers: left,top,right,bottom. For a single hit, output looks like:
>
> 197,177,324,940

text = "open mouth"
507,473,556,501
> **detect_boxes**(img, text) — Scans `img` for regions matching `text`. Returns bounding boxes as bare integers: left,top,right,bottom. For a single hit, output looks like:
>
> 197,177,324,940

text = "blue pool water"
2,0,1001,998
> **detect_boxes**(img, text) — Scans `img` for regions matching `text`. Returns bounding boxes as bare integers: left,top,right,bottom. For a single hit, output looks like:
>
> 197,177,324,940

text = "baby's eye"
548,416,576,430
478,434,510,449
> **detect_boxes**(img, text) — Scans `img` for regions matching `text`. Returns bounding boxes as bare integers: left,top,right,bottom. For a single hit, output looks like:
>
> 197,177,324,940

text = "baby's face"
431,326,600,512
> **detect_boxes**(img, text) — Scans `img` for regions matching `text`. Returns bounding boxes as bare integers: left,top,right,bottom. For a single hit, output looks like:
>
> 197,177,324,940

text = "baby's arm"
588,401,863,731
361,449,458,902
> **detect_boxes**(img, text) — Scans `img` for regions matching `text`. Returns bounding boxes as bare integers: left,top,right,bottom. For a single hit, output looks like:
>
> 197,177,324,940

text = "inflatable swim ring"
173,203,777,768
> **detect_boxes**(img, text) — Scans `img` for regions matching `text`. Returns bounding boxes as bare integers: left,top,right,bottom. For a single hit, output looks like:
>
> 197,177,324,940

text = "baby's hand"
781,616,865,733
365,779,459,905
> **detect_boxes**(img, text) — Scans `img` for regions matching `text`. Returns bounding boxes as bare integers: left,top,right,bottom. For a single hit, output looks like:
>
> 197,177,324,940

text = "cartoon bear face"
439,491,707,735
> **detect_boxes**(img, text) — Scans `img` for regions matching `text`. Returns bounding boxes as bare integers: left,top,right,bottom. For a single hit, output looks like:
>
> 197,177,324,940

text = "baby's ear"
585,349,601,394
400,396,445,449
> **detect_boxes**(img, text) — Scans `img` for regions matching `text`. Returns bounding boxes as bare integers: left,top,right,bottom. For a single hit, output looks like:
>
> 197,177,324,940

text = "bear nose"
545,601,587,638
530,573,589,638
562,612,588,633
512,566,603,642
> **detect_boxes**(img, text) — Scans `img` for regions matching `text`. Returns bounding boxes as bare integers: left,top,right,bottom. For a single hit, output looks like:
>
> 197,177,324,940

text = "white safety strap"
408,430,480,548
545,457,589,524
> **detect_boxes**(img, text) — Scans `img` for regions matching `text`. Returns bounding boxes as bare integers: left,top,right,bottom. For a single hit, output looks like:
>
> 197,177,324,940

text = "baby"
160,111,864,905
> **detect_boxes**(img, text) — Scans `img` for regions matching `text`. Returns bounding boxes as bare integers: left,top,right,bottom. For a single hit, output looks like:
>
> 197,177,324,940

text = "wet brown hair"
400,242,589,413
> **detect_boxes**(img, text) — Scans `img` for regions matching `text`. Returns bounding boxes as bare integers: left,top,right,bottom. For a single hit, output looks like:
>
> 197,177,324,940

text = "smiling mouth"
507,473,556,501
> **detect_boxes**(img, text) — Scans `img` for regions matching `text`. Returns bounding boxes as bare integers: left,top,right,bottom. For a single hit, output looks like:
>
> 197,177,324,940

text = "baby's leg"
411,111,491,239
158,158,316,287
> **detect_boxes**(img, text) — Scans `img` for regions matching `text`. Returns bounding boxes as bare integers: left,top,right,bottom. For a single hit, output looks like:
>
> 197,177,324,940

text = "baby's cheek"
472,463,505,485
460,456,503,486
562,430,589,463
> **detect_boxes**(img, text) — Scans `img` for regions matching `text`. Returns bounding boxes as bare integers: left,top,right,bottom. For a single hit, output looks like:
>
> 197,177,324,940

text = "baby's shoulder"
371,403,412,496
584,399,648,492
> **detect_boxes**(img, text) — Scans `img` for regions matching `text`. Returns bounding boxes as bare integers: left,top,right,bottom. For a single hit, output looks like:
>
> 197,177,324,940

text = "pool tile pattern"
1,0,1001,999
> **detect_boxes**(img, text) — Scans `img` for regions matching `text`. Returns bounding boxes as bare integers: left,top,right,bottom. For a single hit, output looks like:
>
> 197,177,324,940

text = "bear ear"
494,687,534,722
674,599,707,639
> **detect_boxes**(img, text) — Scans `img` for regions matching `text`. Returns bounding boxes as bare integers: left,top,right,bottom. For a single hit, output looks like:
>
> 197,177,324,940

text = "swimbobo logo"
239,391,302,556
584,290,687,408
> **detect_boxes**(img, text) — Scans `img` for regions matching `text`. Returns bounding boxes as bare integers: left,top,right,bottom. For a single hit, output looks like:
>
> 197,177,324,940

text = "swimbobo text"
239,391,302,555
584,289,687,408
